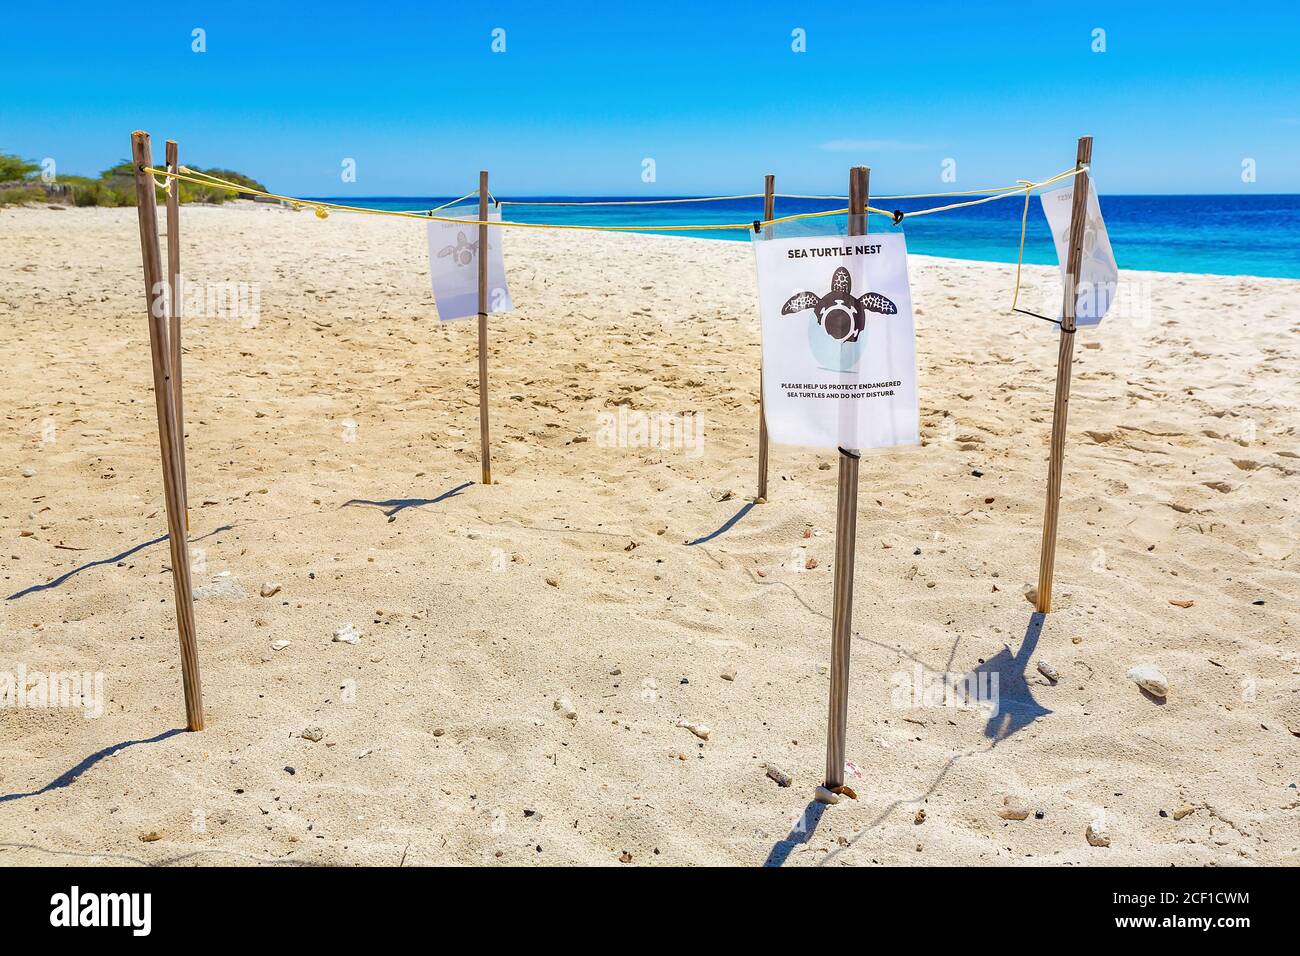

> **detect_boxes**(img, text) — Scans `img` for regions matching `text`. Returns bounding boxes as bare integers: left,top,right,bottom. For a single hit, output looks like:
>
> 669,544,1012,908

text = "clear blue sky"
3,1,1296,196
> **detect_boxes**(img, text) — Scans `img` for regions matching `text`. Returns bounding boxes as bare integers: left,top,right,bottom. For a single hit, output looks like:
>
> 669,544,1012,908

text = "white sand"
0,203,1296,866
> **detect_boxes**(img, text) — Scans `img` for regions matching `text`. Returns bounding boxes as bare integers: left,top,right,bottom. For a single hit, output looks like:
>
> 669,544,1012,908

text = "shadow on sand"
6,525,235,602
0,728,185,803
342,481,473,522
686,501,754,546
977,611,1052,741
770,612,1054,866
762,800,828,867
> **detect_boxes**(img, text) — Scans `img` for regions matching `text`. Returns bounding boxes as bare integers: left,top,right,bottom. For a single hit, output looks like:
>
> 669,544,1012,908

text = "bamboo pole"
756,174,774,503
131,131,204,731
164,139,189,533
477,170,492,486
821,165,869,797
1035,136,1093,614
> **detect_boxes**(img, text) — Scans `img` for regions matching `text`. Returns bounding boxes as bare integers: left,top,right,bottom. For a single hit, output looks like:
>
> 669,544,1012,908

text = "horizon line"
300,191,1300,200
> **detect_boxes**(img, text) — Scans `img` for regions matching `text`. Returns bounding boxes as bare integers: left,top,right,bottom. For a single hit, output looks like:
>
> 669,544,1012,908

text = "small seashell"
1127,663,1168,698
676,718,710,740
1036,659,1060,682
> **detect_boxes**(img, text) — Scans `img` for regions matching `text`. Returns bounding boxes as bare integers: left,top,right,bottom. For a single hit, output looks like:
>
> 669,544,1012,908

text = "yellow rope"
1007,166,1089,313
500,171,1086,205
150,163,1087,234
154,165,851,231
430,190,479,211
782,173,1081,202
1011,184,1033,312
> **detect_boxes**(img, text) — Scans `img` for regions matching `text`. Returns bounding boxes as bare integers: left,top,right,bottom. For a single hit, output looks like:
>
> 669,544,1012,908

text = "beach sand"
1,202,1296,866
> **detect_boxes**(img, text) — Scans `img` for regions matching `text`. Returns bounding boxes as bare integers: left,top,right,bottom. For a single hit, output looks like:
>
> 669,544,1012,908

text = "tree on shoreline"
0,151,267,207
0,153,40,182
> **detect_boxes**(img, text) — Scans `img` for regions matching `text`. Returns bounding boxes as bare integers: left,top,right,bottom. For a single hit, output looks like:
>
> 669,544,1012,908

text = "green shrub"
190,167,268,198
0,185,46,206
0,152,39,181
0,151,265,207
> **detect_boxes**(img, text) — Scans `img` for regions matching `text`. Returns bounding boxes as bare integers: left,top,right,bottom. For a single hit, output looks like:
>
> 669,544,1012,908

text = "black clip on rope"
752,219,762,234
892,209,905,225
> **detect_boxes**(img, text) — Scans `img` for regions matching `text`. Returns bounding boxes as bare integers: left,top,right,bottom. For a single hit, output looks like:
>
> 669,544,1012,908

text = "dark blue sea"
312,194,1300,280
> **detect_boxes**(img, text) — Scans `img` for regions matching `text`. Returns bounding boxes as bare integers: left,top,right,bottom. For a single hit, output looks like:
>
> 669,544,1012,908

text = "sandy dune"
1,203,1296,866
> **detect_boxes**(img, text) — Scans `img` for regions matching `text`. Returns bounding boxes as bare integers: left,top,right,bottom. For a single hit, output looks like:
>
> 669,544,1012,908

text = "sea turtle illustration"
781,266,897,343
438,231,480,267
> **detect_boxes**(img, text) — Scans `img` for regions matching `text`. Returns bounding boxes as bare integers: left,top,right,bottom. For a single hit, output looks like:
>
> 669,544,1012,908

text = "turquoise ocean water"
311,194,1300,280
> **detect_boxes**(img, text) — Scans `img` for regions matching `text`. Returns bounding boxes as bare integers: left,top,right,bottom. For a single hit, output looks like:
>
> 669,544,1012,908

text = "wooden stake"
756,174,774,503
1035,136,1093,614
131,131,204,731
477,170,492,486
822,165,869,795
165,139,189,533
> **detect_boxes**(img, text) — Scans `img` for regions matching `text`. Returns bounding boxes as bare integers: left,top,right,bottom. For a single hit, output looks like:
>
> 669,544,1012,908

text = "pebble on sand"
762,763,792,787
1127,663,1169,698
260,581,282,598
333,624,362,644
270,639,290,651
20,466,36,478
721,668,736,682
553,697,577,720
302,726,324,742
1172,804,1197,820
1086,820,1111,847
999,796,1031,821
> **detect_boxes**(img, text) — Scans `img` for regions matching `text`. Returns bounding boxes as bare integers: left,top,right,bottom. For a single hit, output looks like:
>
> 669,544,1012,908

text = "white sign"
753,232,919,451
1040,181,1117,326
426,209,512,321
